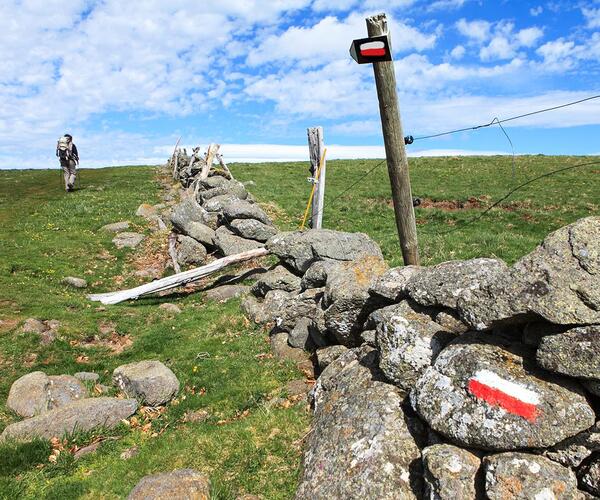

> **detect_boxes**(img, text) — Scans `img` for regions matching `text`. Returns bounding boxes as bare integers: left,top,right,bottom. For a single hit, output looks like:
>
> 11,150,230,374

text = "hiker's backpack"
57,136,71,162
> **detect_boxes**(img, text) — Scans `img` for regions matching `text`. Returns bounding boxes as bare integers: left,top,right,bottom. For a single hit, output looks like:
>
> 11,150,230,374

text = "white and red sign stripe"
360,41,386,57
467,370,541,422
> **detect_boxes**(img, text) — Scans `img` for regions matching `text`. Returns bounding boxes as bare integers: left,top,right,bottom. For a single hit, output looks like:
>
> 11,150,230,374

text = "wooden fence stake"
307,126,326,229
366,13,420,265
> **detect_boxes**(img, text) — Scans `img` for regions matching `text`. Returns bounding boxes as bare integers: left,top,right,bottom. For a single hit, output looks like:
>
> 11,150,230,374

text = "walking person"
56,134,79,192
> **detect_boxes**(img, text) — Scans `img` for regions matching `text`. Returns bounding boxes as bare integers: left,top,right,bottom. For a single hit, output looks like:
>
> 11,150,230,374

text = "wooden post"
366,13,420,265
200,143,220,181
307,126,326,229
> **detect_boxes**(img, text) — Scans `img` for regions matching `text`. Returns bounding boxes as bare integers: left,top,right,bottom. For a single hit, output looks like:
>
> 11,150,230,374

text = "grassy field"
233,155,599,266
0,167,307,499
0,156,598,499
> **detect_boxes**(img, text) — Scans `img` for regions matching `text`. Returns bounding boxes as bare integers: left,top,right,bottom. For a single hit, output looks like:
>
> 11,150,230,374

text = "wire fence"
309,94,600,233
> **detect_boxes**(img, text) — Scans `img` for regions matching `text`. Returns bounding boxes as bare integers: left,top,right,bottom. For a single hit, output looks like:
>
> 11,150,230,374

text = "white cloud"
536,33,600,70
479,25,543,61
331,120,381,135
456,19,491,42
530,6,544,16
450,45,466,59
428,0,467,11
582,7,600,28
246,13,437,68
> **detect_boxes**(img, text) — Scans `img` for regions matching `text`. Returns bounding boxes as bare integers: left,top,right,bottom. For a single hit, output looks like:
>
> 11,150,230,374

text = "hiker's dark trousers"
61,160,77,191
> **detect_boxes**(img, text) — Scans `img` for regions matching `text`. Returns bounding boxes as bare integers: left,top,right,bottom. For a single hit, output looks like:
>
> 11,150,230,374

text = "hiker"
56,134,79,192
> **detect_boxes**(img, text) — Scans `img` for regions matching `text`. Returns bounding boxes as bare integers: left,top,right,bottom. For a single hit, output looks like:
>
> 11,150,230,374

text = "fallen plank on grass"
88,247,269,305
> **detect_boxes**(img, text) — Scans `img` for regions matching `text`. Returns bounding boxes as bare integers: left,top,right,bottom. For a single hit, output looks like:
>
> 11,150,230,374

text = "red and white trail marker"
360,40,386,57
467,370,541,422
349,35,392,64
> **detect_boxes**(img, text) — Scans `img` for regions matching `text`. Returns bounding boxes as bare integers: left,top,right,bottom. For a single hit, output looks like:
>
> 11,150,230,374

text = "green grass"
232,155,600,267
0,167,308,499
0,157,598,498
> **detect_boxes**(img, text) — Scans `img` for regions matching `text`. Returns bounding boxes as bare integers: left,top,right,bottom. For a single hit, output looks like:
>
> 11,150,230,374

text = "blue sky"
0,0,599,168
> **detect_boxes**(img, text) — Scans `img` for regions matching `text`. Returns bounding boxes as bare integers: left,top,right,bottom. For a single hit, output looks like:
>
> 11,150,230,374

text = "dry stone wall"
239,216,600,499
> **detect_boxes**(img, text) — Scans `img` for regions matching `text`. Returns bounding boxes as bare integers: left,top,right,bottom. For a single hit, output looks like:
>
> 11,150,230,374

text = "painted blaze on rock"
411,333,595,450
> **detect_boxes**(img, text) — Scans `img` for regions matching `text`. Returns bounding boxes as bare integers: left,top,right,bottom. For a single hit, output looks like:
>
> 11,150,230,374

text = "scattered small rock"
7,371,50,417
113,232,145,249
183,409,210,423
74,372,100,383
159,303,182,314
61,276,88,288
0,397,138,442
113,360,180,406
100,221,130,233
204,284,250,303
127,469,210,500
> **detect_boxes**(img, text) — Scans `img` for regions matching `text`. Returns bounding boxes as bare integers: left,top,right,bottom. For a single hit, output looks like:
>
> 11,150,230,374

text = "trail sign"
349,35,392,64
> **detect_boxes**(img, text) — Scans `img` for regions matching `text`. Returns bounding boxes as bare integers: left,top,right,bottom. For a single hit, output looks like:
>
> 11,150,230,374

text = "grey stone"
406,258,509,310
113,232,145,249
251,265,301,298
100,221,130,233
48,375,88,410
229,218,277,242
376,300,455,391
580,456,600,497
360,329,377,346
434,310,469,334
369,265,422,303
177,235,207,267
422,444,481,500
199,175,229,190
0,398,138,442
536,325,600,379
484,452,578,500
300,260,339,290
288,317,313,349
297,347,423,499
202,194,240,213
323,257,388,346
214,226,264,256
182,221,215,247
74,372,100,383
61,276,88,288
543,421,600,468
113,360,179,406
277,288,325,332
241,292,285,325
159,303,182,314
222,200,271,225
458,217,600,329
267,229,384,274
135,204,158,220
127,469,210,500
22,318,46,334
315,345,348,373
199,180,247,201
411,332,595,450
204,284,249,303
7,371,50,417
170,197,216,231
270,332,310,363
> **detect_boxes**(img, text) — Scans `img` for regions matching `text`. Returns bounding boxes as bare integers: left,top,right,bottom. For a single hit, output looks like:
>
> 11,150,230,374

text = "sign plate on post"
349,35,392,64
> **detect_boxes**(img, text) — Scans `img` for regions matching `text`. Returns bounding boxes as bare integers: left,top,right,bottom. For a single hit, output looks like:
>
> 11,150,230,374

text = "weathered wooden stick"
168,232,181,274
216,153,232,178
88,247,269,305
170,137,181,178
200,143,220,180
307,126,326,229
